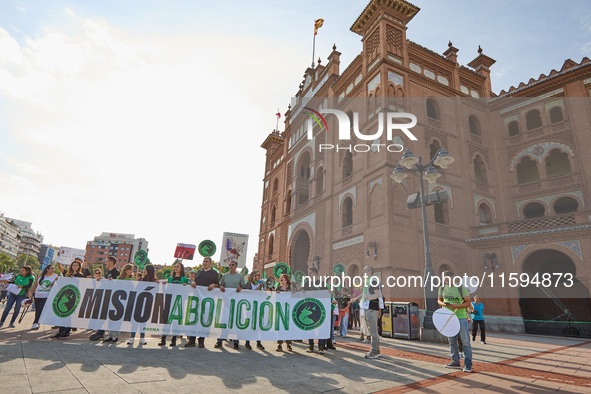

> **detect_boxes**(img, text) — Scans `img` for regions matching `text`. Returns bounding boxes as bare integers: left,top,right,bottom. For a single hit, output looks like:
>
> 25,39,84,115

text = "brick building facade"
258,0,591,336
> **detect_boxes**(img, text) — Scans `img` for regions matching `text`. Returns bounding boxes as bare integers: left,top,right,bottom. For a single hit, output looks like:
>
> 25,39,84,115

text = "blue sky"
1,0,590,267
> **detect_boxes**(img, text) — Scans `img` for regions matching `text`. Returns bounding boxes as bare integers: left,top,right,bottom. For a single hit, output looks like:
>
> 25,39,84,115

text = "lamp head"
400,148,419,169
433,148,455,169
390,164,408,184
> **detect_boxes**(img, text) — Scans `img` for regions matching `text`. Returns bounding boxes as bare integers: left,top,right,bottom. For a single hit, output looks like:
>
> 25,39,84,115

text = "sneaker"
89,333,103,341
463,366,472,373
481,340,486,344
111,338,118,343
170,339,176,347
127,339,134,345
287,344,293,351
198,339,205,348
140,339,147,345
185,341,196,348
472,336,476,342
234,343,239,350
158,339,166,346
327,344,336,350
31,323,39,330
276,344,283,352
342,335,347,338
103,337,113,342
51,333,62,339
59,333,70,339
256,343,265,350
318,347,325,354
445,362,462,369
245,343,252,350
362,339,370,344
8,323,15,328
365,351,379,359
306,346,314,353
214,342,222,349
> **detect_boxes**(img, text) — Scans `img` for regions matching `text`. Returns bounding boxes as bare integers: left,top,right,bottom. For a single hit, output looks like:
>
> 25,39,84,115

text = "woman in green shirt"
158,262,188,347
0,266,35,328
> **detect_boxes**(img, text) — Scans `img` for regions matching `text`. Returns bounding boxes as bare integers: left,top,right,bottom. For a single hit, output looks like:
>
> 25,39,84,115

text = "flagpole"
276,108,279,131
312,33,316,68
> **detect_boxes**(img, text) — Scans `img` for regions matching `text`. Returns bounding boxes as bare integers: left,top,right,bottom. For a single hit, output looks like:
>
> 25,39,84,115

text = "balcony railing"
469,212,587,239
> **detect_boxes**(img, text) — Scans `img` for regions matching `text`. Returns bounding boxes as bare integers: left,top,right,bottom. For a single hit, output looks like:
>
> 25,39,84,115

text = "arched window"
286,190,292,213
545,149,571,178
549,107,564,124
508,121,520,137
342,197,353,227
298,152,311,204
473,155,487,183
343,151,353,178
553,197,578,214
316,167,324,195
268,235,274,255
270,205,276,224
478,204,492,225
427,99,439,120
516,156,540,185
523,202,545,218
526,109,542,131
469,116,481,136
273,178,279,192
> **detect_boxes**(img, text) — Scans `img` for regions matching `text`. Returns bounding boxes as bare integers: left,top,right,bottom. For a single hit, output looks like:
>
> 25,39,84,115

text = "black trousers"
33,298,47,324
472,320,485,341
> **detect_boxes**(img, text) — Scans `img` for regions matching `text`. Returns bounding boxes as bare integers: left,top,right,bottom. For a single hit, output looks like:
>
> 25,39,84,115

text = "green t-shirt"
220,272,245,289
438,285,469,319
14,274,35,296
168,276,189,285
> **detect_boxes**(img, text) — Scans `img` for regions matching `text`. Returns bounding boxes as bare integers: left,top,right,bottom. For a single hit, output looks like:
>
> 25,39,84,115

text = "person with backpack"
438,271,473,373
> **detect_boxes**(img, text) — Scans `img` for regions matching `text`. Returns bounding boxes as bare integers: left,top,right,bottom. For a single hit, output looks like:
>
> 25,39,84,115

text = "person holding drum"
437,271,473,373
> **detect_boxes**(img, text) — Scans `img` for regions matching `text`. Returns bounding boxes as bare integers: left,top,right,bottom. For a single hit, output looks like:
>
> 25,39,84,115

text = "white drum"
433,308,460,337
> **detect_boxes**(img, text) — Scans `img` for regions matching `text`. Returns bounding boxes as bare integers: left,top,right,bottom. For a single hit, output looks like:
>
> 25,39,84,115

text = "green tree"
17,254,41,273
0,252,16,273
156,269,164,279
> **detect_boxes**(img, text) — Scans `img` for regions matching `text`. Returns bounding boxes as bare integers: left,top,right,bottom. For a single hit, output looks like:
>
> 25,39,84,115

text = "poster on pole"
174,243,196,260
220,232,248,268
56,247,86,267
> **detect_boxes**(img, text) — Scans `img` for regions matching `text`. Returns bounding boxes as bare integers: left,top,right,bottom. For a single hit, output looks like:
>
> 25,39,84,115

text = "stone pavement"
1,305,590,393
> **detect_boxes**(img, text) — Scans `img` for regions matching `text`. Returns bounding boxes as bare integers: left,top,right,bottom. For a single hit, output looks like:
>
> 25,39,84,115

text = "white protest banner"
56,247,86,267
40,278,331,341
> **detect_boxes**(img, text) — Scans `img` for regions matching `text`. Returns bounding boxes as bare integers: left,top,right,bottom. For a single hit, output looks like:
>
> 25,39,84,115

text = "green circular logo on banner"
292,298,326,331
273,262,291,279
198,240,216,257
333,263,345,275
52,284,81,318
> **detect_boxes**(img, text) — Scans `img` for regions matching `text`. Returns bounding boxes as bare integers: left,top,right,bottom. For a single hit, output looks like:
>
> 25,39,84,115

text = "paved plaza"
1,308,591,393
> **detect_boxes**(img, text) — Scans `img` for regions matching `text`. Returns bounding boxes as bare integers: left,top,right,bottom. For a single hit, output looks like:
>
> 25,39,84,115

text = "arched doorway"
519,249,591,338
290,230,311,274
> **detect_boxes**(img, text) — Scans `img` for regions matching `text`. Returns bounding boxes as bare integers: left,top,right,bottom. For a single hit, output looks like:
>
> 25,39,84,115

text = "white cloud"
0,8,308,266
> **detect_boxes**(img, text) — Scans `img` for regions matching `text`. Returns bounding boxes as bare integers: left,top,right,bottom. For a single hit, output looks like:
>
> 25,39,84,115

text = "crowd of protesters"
1,257,481,371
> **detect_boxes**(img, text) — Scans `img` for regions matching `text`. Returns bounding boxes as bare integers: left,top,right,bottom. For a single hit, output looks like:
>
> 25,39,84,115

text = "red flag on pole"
276,112,281,118
314,19,324,36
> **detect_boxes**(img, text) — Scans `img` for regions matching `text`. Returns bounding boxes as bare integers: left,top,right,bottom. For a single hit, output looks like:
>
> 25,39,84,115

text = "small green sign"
198,240,216,257
52,284,81,318
333,263,345,275
273,262,291,279
134,250,149,270
294,270,306,286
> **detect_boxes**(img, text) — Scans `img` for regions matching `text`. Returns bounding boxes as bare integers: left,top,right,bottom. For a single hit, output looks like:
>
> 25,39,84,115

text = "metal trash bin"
381,302,394,338
392,302,420,340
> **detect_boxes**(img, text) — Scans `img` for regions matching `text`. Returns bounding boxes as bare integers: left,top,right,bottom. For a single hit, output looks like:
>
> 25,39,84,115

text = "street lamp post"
390,147,455,330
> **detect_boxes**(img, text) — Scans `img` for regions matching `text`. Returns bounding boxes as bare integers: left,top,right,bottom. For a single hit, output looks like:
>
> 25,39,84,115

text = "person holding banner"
244,271,265,351
302,266,328,354
275,274,293,352
215,259,245,350
158,262,188,347
30,264,58,330
437,271,473,373
129,265,159,345
53,260,85,338
104,264,135,343
0,266,35,328
89,256,120,341
187,257,220,348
